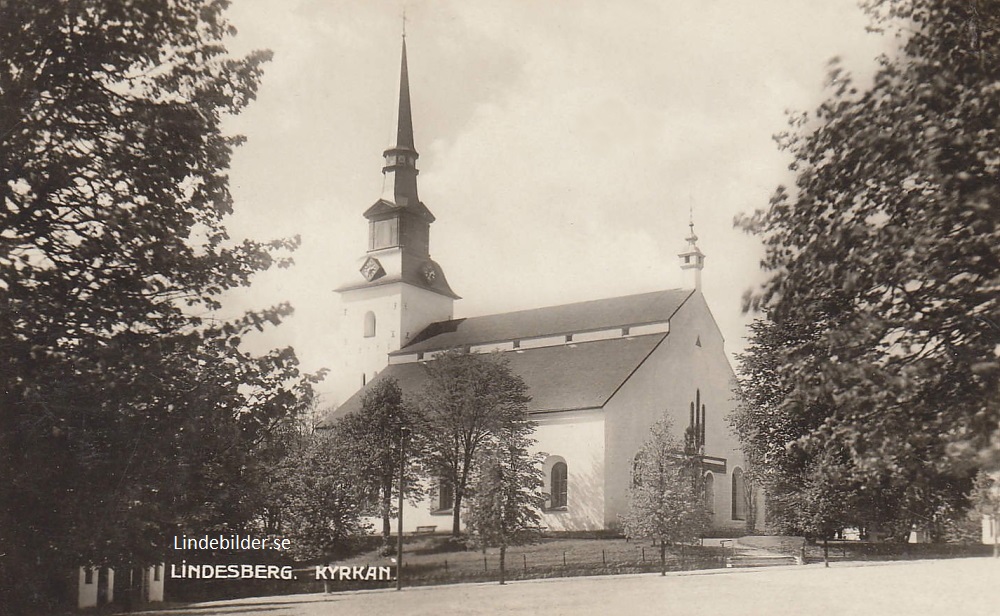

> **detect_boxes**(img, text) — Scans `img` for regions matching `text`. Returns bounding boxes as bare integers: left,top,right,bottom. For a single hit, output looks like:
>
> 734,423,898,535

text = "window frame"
732,467,747,521
549,461,568,510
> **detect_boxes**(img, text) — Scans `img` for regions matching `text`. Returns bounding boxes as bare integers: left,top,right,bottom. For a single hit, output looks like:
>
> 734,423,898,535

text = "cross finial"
402,6,407,39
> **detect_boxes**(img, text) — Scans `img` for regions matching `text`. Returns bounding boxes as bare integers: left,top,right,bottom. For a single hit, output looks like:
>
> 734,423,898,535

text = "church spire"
678,211,705,291
381,36,419,206
395,35,414,150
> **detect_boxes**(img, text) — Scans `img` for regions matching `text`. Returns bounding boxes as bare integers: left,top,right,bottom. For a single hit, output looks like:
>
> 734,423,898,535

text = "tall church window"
704,472,715,517
437,478,454,512
732,467,747,521
364,311,376,338
550,462,568,509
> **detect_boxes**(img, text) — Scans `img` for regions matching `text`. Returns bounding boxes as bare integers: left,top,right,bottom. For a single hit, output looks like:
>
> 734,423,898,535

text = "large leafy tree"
270,430,370,562
334,377,424,548
734,0,998,539
621,415,709,575
0,1,317,610
414,350,533,536
466,423,544,585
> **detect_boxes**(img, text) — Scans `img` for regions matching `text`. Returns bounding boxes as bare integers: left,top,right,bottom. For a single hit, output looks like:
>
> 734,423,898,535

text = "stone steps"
725,553,802,568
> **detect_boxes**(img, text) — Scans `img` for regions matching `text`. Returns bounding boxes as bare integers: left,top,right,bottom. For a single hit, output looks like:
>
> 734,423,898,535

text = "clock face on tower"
422,263,436,283
360,257,385,282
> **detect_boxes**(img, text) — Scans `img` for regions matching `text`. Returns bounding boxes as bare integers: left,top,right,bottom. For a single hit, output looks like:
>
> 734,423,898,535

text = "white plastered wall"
602,292,747,531
76,567,98,609
333,282,453,405
534,409,606,531
145,565,164,602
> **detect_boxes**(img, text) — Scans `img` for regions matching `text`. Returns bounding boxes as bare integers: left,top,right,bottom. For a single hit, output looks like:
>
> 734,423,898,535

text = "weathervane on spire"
402,5,407,39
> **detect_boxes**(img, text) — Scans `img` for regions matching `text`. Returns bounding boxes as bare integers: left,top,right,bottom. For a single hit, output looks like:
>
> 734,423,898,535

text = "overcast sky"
218,0,893,405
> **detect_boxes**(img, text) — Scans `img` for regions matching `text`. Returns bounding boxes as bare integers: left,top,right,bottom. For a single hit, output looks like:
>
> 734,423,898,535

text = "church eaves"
394,288,694,355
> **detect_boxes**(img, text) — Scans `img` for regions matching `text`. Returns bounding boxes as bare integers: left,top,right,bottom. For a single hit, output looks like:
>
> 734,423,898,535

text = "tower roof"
394,38,415,151
380,36,421,207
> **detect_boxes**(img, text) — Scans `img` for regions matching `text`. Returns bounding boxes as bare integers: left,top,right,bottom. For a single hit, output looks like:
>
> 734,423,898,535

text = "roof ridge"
432,287,691,325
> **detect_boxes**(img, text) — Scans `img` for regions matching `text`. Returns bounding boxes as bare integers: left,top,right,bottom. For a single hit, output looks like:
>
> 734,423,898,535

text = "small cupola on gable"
678,217,705,291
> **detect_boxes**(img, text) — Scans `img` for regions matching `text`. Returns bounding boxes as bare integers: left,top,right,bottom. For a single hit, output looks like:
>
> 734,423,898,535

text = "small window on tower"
364,311,376,338
685,255,691,264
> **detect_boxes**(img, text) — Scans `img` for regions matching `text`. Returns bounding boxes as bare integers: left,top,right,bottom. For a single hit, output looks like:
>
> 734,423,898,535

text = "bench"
414,525,437,534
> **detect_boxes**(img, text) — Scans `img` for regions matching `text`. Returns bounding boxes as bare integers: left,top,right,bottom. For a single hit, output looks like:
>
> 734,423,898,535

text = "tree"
0,2,318,611
971,470,1000,558
273,431,371,562
621,414,710,575
414,350,533,536
334,378,423,548
734,0,997,539
466,423,544,585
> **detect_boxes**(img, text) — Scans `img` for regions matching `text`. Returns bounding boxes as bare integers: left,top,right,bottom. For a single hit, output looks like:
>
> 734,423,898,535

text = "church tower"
333,37,459,398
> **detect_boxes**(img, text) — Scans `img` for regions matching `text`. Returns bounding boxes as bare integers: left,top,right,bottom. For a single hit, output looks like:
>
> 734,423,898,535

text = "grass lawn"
331,534,725,588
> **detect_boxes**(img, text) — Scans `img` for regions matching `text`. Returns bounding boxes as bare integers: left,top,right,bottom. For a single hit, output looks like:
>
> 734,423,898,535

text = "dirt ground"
134,556,1000,616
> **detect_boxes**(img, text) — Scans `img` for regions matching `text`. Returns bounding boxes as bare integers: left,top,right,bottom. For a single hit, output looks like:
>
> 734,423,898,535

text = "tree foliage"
414,350,533,536
734,0,998,538
0,1,319,610
621,415,709,575
466,422,544,584
334,377,423,547
270,431,370,562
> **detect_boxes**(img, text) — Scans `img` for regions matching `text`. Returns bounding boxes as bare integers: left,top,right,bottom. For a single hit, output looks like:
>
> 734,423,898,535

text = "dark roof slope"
396,288,692,355
335,255,460,299
323,333,666,425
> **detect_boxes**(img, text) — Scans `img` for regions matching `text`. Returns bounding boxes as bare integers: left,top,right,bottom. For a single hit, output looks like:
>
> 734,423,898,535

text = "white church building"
324,38,759,534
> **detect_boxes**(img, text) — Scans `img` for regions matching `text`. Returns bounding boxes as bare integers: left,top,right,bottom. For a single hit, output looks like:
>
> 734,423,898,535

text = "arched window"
437,478,454,512
363,311,376,338
732,467,747,521
704,472,715,517
550,462,568,509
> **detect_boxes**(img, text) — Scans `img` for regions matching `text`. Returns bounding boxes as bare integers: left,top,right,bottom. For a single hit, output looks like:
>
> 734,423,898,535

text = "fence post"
563,552,566,567
642,547,646,563
483,556,488,572
523,554,527,572
444,559,448,573
602,549,606,566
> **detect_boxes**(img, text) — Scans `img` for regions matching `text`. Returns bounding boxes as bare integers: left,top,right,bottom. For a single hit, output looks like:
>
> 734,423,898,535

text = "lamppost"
396,426,409,591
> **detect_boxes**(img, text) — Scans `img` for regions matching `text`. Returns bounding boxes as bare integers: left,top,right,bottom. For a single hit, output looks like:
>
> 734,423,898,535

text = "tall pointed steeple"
381,36,419,206
337,34,458,301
